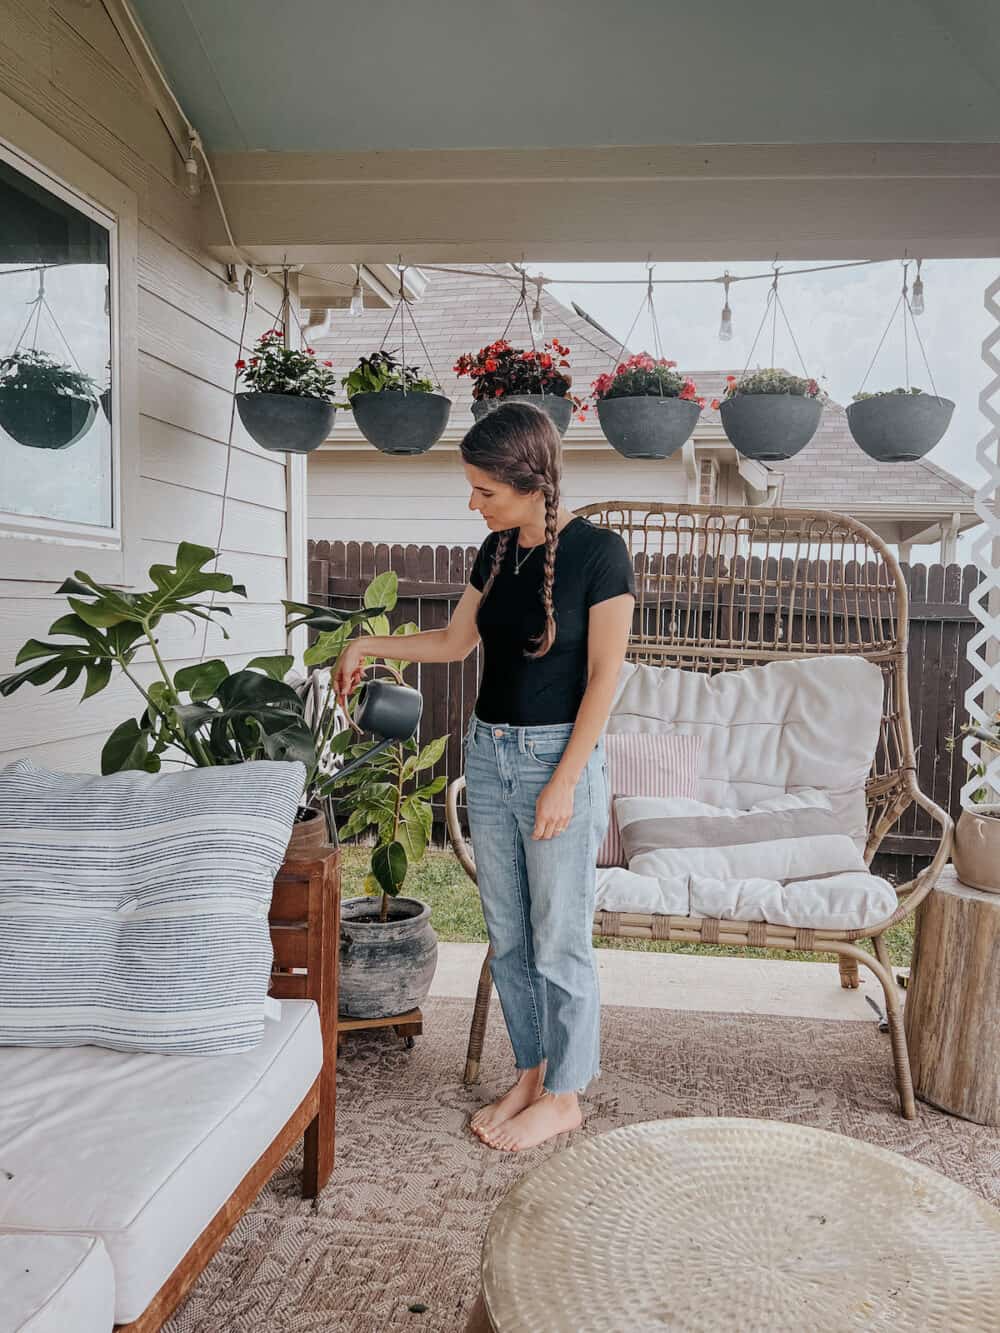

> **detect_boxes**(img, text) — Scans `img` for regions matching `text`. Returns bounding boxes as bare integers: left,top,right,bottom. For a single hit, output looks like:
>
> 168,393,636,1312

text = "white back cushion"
0,760,303,1055
608,655,884,839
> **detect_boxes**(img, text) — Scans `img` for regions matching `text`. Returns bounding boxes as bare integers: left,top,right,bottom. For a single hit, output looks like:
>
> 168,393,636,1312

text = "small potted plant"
847,386,955,463
455,338,579,436
952,714,1000,893
719,368,826,461
235,330,338,454
591,354,716,459
342,349,451,455
0,349,99,450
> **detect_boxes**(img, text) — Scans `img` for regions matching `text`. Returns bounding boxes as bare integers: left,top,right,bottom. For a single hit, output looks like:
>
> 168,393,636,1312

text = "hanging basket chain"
402,294,444,392
11,268,85,371
774,290,811,379
741,284,776,378
856,259,940,397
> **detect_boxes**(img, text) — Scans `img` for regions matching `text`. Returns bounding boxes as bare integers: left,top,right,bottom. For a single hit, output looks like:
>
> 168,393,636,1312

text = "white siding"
0,2,294,771
307,446,692,547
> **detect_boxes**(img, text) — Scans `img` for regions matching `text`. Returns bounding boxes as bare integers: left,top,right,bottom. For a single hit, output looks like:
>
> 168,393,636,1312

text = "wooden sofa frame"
114,848,340,1333
445,503,953,1120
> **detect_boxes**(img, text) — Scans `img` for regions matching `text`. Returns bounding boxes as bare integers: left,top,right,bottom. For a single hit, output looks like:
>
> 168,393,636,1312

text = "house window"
0,147,115,531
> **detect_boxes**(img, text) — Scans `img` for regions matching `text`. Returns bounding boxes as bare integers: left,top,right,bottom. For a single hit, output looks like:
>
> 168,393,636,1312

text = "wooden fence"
308,539,981,884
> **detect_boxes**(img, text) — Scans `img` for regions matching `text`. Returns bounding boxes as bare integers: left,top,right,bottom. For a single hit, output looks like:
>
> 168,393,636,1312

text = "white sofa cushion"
0,999,321,1325
608,656,884,841
0,1233,114,1333
0,759,303,1055
598,733,702,866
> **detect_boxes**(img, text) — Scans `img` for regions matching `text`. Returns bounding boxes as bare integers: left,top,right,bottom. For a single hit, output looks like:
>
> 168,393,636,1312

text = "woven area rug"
165,996,1000,1333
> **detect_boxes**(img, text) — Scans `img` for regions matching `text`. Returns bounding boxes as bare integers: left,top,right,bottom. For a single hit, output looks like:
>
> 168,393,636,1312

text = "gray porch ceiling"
131,1,1000,153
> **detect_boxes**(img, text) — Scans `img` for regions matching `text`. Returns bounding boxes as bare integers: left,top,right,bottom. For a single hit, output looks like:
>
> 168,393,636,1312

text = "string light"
530,275,546,339
911,259,925,316
349,265,365,317
183,131,201,197
718,272,733,341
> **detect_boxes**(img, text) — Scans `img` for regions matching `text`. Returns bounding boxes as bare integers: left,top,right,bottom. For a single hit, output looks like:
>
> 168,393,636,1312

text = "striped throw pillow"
615,789,868,883
598,733,702,867
0,759,304,1056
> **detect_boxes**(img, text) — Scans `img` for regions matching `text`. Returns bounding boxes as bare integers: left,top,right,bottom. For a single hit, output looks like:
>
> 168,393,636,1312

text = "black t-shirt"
469,516,635,725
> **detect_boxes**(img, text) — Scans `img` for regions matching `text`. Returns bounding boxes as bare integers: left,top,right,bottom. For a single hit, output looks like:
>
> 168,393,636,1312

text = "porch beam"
201,143,1000,263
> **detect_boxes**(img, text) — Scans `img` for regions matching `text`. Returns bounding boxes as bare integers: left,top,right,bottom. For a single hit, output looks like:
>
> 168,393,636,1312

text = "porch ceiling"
124,2,1000,263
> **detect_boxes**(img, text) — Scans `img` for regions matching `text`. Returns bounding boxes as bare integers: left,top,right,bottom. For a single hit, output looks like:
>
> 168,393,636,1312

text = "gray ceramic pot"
719,393,822,462
350,390,451,454
0,390,97,450
472,393,574,437
597,395,701,459
846,394,954,463
338,896,438,1019
236,391,336,454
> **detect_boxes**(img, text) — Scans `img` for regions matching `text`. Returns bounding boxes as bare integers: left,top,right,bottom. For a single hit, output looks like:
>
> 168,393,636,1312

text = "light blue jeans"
463,711,610,1095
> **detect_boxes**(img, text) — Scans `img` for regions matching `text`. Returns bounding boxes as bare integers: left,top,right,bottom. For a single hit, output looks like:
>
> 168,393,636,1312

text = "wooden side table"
905,864,1000,1127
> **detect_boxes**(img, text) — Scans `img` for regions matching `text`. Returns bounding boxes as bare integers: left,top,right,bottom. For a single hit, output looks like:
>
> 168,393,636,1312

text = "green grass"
339,846,915,968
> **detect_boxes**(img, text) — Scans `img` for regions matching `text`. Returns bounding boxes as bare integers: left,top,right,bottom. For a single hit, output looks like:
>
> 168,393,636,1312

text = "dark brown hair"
460,402,562,658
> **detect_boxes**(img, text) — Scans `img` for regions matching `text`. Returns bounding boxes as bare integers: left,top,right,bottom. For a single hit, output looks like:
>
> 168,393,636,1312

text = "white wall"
307,445,692,547
0,2,296,771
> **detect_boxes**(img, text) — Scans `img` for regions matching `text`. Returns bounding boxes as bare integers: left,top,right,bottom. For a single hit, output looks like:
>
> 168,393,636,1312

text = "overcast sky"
538,259,997,501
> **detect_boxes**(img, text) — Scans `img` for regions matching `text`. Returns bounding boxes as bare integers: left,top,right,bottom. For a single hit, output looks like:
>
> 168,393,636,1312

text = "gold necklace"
513,541,539,575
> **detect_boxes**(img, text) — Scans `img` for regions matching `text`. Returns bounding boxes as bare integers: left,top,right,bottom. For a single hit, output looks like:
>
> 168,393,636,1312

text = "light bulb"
530,298,545,340
910,273,924,316
184,153,200,197
349,280,364,317
718,302,733,341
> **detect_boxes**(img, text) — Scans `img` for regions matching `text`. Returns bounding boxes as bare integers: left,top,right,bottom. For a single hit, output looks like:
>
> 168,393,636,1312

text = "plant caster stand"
337,1007,423,1054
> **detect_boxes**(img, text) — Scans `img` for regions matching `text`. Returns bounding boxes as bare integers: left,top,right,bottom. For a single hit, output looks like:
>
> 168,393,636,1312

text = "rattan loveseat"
445,502,952,1120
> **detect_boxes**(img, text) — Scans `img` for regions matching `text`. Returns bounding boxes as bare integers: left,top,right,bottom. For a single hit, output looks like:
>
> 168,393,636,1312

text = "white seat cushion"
0,999,321,1325
0,1233,114,1333
608,656,884,841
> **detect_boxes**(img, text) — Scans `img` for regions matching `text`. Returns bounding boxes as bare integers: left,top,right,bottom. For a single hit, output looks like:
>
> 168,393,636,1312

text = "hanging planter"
849,263,952,463
343,333,451,456
847,388,954,463
0,351,99,451
471,391,574,436
719,371,824,462
592,356,713,460
234,328,337,455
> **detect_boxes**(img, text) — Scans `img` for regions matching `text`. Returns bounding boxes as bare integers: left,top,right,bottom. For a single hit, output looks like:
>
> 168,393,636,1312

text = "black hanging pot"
846,394,954,463
236,391,336,454
351,390,451,455
472,393,574,437
597,395,701,459
0,390,98,451
719,393,822,462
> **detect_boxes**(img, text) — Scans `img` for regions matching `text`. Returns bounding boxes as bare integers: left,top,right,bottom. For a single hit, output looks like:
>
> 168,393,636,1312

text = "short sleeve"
586,530,636,608
469,534,496,591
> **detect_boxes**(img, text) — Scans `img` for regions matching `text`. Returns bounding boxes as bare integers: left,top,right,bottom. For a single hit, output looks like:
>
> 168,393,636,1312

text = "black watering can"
333,679,424,782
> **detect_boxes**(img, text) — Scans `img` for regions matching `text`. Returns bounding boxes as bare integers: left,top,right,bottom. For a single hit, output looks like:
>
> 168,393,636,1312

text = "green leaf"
396,810,428,863
372,840,407,897
245,654,293,682
302,626,351,668
284,601,379,634
173,659,229,701
173,701,218,735
146,680,173,710
101,717,152,774
67,596,129,629
364,571,398,613
364,613,390,639
362,872,381,897
413,775,447,797
414,735,448,772
82,659,113,700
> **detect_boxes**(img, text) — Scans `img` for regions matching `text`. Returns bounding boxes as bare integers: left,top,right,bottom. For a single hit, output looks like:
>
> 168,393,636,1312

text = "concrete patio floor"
430,942,893,1022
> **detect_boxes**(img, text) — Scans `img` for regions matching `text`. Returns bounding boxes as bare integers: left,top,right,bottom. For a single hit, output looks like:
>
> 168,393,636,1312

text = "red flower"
710,398,720,411
484,358,498,372
235,359,246,370
323,360,333,367
306,347,315,355
539,353,553,369
494,386,505,396
726,374,737,384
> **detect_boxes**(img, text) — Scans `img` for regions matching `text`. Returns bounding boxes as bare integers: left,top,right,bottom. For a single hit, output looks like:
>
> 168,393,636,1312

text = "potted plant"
290,571,444,1018
235,330,338,454
952,714,1000,893
0,541,381,861
454,338,580,436
591,355,716,459
847,386,955,463
0,349,99,450
342,349,451,455
719,368,826,461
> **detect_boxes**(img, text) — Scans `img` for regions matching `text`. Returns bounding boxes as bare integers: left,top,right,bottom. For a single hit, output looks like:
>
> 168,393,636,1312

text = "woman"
333,402,635,1152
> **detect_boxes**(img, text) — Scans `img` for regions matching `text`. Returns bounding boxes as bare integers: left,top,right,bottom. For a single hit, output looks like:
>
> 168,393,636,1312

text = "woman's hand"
532,772,576,840
332,639,368,710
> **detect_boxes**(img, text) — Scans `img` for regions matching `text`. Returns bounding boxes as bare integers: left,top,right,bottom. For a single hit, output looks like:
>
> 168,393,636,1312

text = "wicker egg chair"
445,502,953,1120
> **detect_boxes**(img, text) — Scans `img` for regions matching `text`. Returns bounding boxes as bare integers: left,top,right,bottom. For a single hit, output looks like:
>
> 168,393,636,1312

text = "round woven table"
474,1118,1000,1332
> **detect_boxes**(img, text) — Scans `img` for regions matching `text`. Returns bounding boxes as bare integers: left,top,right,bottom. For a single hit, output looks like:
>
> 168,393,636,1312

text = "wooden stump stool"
905,865,1000,1127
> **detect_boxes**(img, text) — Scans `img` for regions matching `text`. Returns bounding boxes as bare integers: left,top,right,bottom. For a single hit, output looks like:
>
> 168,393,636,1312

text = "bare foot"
483,1091,583,1152
470,1065,545,1141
